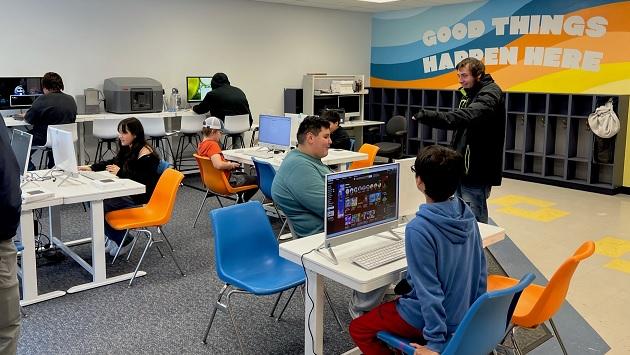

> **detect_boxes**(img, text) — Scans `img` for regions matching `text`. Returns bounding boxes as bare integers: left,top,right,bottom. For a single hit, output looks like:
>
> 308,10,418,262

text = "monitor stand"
315,228,403,265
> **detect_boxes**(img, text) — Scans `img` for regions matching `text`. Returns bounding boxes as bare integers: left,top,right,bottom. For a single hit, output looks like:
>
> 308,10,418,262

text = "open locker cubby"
368,88,627,193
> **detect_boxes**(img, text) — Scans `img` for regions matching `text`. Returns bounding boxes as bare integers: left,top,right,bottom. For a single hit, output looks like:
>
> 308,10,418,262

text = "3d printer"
103,77,163,114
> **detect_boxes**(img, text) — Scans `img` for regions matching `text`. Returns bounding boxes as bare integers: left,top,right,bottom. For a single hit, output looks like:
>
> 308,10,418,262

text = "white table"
5,109,199,164
279,222,506,355
222,147,368,170
17,172,145,305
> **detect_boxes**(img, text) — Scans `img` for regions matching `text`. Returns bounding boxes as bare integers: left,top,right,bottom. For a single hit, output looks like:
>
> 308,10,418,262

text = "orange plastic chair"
487,241,595,355
348,143,380,170
193,154,258,227
105,168,186,286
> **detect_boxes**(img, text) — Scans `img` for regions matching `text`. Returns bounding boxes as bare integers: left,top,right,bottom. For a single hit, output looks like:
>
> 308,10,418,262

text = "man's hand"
411,343,439,355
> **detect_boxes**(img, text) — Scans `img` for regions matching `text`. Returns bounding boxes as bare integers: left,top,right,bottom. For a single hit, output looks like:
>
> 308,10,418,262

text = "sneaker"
109,238,134,257
104,240,113,254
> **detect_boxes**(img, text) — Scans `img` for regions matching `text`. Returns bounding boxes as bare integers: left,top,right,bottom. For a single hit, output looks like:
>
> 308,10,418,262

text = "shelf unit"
303,74,370,144
366,88,628,194
366,88,461,160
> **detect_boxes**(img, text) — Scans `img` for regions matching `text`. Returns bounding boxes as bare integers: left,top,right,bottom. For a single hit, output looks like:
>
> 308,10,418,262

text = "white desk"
17,172,145,305
279,222,505,355
4,109,198,164
222,147,368,170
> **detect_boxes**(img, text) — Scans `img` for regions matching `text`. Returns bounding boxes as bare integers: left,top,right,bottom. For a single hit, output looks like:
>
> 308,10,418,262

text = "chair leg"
324,287,344,332
163,137,176,163
193,189,210,228
154,243,165,258
174,136,184,170
158,227,185,276
128,230,153,287
111,230,130,265
270,291,284,317
125,232,140,262
203,284,229,344
225,289,246,354
549,318,569,355
276,286,298,322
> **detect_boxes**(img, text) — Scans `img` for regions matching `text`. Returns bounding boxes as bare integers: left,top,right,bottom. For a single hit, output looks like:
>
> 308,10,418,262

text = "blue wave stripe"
371,2,486,47
371,0,622,81
372,0,530,65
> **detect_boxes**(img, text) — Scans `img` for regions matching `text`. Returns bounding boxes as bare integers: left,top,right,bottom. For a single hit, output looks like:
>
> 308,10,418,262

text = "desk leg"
48,206,61,241
78,121,86,164
19,210,66,306
66,200,145,293
305,269,324,355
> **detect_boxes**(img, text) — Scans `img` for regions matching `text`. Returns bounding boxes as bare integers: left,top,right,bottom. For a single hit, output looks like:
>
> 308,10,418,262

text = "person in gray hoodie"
349,145,487,355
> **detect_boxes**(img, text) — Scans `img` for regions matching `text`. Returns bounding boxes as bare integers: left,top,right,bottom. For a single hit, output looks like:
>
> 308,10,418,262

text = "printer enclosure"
103,77,163,114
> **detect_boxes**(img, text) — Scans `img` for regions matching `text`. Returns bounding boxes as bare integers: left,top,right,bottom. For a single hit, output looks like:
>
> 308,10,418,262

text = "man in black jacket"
321,109,352,150
0,114,22,354
25,72,77,169
192,73,252,126
413,58,505,223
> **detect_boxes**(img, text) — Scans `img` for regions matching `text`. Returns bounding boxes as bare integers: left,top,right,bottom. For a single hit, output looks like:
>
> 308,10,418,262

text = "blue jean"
456,183,492,223
103,196,138,245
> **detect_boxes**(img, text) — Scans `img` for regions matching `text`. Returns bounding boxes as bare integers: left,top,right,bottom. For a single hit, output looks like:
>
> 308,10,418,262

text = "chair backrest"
157,159,173,174
194,153,233,196
441,273,535,355
377,273,535,355
210,201,282,283
45,123,78,147
385,115,407,136
348,143,380,170
223,114,250,134
521,240,595,326
180,114,205,134
138,117,166,137
252,158,276,200
92,118,122,139
145,168,184,225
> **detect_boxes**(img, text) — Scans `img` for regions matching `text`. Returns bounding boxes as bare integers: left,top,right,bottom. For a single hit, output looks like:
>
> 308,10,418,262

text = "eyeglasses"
410,165,415,174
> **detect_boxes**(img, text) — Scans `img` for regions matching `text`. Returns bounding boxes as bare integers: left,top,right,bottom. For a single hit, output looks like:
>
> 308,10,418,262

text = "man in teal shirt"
272,116,388,318
272,116,332,238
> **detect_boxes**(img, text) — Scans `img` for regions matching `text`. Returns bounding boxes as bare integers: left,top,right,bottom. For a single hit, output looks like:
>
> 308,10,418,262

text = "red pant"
349,300,424,355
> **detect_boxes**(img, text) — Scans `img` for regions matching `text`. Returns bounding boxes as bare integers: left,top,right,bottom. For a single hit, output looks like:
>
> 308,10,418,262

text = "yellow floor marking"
595,237,630,258
489,195,555,208
604,259,630,274
490,195,569,222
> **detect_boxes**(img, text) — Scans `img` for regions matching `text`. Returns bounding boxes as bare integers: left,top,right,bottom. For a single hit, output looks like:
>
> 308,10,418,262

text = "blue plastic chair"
376,273,535,355
251,158,288,239
202,201,306,353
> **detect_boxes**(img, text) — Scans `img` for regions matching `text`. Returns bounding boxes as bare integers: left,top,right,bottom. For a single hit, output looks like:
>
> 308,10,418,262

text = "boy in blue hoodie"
349,145,487,355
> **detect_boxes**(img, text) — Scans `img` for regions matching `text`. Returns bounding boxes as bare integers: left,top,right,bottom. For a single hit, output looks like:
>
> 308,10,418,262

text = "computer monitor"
285,113,306,147
395,157,426,218
0,77,43,109
50,127,78,176
324,163,400,248
338,95,360,118
258,114,291,151
10,129,33,177
186,76,212,102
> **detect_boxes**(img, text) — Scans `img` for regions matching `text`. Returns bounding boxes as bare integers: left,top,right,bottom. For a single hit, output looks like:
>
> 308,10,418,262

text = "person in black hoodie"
0,114,22,354
413,57,505,223
192,72,252,126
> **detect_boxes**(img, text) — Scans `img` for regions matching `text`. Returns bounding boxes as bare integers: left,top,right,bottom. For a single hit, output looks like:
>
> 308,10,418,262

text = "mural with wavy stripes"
370,0,630,94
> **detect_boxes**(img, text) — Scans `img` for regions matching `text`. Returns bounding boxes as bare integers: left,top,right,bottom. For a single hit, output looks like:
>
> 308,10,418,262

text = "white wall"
0,0,371,117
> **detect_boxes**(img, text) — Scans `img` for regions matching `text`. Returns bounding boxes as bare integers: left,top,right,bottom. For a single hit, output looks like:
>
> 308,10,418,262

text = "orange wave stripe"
371,2,630,89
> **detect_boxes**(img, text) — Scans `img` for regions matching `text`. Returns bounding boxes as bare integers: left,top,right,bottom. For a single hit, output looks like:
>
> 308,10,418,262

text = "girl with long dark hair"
80,117,160,256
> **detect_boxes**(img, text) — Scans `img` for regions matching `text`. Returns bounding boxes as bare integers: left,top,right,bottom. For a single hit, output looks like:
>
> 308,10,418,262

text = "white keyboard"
79,171,116,180
246,150,274,159
351,240,406,270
